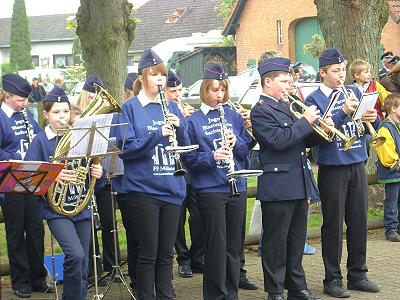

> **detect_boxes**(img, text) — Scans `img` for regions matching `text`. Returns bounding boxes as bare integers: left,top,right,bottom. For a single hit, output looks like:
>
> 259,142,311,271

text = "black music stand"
53,114,128,300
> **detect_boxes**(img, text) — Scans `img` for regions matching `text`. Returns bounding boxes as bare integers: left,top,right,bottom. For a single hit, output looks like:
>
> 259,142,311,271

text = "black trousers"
117,194,137,288
239,200,247,278
174,184,204,269
126,192,180,300
260,199,308,294
318,163,368,283
89,185,119,277
1,194,47,290
197,192,246,300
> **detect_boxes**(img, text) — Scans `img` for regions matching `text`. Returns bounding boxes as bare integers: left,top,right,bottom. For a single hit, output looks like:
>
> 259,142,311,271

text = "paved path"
1,228,399,299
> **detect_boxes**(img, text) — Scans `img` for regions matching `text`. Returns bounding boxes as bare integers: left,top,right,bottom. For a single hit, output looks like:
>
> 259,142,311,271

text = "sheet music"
353,91,380,120
297,83,320,100
68,114,114,158
322,91,340,119
101,137,124,176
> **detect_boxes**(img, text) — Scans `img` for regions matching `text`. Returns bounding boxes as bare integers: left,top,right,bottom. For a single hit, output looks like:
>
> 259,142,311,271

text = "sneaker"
385,230,400,242
14,288,31,298
238,276,258,290
347,278,380,293
323,279,350,298
303,243,316,255
178,265,193,278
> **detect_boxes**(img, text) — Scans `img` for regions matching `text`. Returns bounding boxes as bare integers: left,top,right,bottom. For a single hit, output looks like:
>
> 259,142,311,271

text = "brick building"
222,0,400,72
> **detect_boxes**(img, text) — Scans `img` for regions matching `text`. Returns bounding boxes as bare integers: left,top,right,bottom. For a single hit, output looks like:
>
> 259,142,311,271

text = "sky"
0,0,150,18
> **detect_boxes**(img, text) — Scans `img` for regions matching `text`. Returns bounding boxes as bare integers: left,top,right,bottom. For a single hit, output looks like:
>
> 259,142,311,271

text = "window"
165,8,186,24
32,55,39,67
53,54,73,68
277,20,283,45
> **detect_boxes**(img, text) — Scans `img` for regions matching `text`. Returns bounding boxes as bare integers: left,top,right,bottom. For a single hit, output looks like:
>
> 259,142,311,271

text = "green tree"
215,0,236,21
76,0,136,102
303,34,326,58
9,0,33,72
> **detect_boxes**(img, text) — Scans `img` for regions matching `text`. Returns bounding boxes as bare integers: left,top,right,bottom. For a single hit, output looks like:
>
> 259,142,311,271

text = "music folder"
0,160,65,195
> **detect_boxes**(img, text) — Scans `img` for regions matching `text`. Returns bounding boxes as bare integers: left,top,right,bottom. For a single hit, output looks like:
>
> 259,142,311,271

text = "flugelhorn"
339,80,385,148
158,85,199,176
286,94,356,151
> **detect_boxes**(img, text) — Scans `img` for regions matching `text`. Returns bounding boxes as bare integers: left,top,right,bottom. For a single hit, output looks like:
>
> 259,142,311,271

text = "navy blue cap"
44,86,69,103
138,49,163,70
2,74,31,98
83,75,105,93
203,62,228,80
167,70,182,87
387,55,400,64
258,57,291,77
381,51,394,60
319,48,344,67
124,72,138,91
292,61,303,69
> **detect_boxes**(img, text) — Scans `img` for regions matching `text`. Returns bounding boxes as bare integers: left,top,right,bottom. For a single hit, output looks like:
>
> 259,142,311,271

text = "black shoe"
32,282,55,293
287,289,321,300
267,294,284,300
14,288,31,298
323,279,350,298
238,276,258,290
178,265,193,278
347,278,380,293
385,230,400,242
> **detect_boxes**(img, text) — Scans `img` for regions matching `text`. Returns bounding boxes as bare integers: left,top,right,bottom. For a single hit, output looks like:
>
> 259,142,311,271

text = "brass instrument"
218,104,263,198
20,108,34,144
158,85,199,176
47,84,121,217
286,94,356,151
226,99,254,138
339,80,385,148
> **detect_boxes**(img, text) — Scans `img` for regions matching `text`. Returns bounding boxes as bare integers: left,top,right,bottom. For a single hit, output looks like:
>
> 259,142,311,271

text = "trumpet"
286,94,356,151
226,99,254,138
339,80,385,148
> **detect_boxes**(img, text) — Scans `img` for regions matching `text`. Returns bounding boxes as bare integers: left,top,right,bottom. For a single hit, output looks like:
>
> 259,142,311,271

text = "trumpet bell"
370,136,386,148
227,169,264,179
342,135,357,151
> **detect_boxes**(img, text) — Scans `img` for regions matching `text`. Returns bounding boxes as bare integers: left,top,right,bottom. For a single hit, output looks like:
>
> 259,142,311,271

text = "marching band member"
0,74,50,298
250,57,323,300
24,86,103,300
116,49,189,300
183,62,254,300
165,70,204,278
305,48,380,298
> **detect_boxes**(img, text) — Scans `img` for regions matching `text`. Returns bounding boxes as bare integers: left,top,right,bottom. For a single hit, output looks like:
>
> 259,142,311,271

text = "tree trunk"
314,0,389,82
76,0,136,103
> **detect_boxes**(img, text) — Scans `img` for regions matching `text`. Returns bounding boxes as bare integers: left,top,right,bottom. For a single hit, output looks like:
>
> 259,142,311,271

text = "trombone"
339,80,385,148
286,93,356,151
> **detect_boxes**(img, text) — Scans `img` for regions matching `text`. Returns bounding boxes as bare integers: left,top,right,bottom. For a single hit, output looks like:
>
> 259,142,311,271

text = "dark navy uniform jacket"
250,94,322,202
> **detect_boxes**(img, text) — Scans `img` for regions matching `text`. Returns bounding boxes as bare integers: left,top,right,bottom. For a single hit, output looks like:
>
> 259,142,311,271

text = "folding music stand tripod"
52,114,128,300
98,152,136,300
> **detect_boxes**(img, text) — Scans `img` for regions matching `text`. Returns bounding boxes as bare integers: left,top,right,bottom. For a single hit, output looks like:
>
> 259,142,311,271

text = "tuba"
47,84,121,217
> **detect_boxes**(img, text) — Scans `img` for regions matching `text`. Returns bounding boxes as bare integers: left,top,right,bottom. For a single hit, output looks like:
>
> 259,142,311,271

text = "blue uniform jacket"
250,95,321,202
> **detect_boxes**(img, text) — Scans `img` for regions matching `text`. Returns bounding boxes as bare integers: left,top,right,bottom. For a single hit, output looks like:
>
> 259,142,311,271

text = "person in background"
305,48,380,298
381,61,400,93
251,57,323,300
54,77,65,88
379,51,394,80
25,86,103,300
28,77,46,103
375,93,400,242
0,74,50,298
42,77,52,93
165,70,204,279
350,59,390,120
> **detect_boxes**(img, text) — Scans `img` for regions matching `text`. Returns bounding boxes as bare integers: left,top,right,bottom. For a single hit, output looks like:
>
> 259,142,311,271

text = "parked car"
68,82,84,105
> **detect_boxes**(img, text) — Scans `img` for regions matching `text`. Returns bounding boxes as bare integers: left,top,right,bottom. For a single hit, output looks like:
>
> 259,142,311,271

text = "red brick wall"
235,0,400,72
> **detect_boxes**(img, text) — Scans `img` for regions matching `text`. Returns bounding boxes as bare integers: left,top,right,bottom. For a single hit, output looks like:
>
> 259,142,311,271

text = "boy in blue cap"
305,48,380,298
250,57,324,300
0,74,51,298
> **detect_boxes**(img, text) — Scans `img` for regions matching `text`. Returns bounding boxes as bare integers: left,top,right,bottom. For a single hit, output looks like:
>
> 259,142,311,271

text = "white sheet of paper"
353,91,379,120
